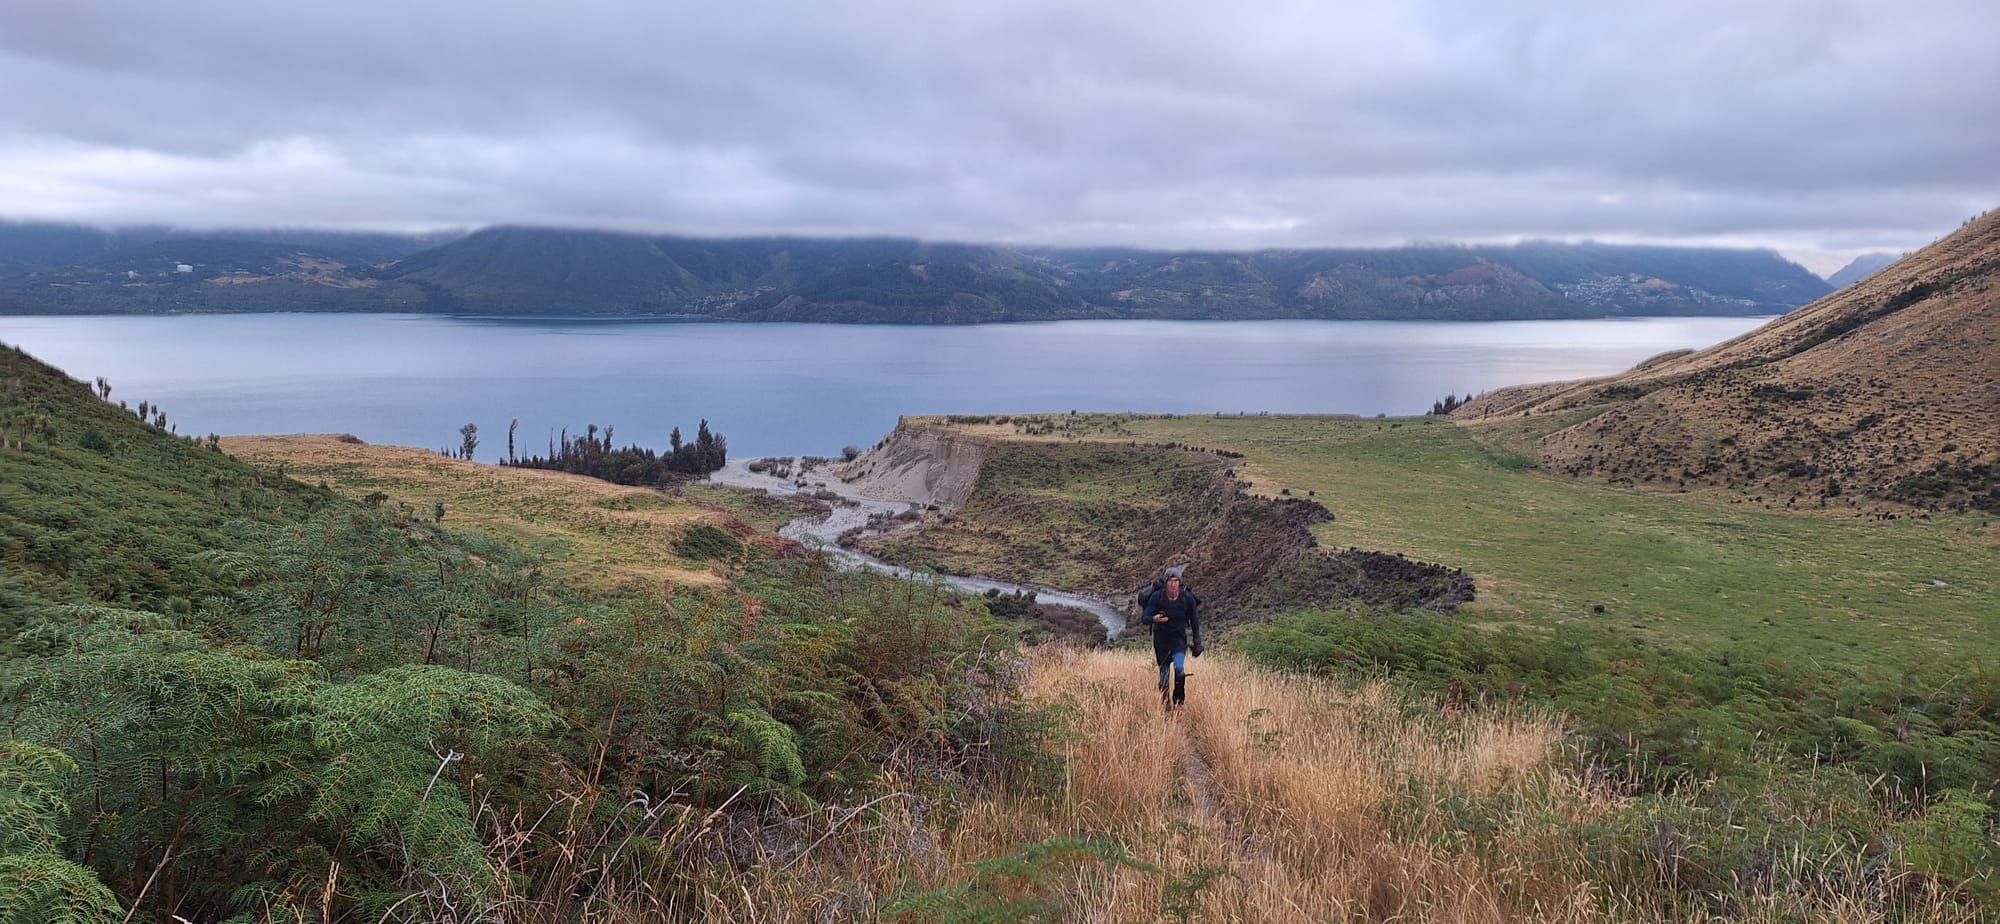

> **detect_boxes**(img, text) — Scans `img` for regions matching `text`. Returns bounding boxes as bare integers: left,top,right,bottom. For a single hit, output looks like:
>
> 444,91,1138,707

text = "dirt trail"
1159,671,1274,886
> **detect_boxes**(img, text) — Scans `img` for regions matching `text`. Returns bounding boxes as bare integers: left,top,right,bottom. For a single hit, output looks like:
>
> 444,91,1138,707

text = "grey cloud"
0,0,1995,270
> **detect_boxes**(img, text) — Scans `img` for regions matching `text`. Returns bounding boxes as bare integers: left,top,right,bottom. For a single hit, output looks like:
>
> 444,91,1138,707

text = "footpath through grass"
1099,414,1999,670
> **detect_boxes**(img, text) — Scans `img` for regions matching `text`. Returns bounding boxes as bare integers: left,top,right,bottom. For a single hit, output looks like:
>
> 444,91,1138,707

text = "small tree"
1429,393,1468,416
506,418,518,465
842,445,862,462
458,423,479,461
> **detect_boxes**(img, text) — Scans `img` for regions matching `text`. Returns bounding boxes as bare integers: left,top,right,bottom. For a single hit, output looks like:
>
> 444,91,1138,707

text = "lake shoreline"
0,312,1774,459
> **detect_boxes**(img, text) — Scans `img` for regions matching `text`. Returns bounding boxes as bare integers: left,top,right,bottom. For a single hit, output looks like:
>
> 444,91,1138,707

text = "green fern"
0,741,121,924
0,742,74,853
281,665,557,894
0,853,122,924
729,707,807,790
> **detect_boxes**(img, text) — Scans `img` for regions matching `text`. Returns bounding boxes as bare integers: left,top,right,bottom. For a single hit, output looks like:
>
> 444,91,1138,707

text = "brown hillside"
1458,210,2000,511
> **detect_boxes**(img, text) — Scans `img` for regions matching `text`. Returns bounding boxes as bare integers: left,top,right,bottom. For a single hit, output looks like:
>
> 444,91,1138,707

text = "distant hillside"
0,221,444,273
0,222,452,313
1457,209,2000,512
1825,251,1902,289
0,221,1830,320
0,221,171,273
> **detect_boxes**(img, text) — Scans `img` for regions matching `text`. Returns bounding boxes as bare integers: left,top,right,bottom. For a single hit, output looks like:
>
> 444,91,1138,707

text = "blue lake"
0,314,1769,459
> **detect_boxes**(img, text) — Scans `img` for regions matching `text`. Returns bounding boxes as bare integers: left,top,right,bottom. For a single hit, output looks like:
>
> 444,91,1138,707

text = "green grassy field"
991,414,1997,669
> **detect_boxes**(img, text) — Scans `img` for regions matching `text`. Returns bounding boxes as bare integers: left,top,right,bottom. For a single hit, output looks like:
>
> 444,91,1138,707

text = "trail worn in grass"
932,414,1997,669
223,434,743,588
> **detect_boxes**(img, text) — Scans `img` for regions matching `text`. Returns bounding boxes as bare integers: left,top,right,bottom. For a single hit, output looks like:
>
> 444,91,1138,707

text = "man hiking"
1141,566,1203,707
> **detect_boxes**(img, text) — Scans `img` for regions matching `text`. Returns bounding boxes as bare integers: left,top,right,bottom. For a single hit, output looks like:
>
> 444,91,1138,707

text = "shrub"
674,523,744,562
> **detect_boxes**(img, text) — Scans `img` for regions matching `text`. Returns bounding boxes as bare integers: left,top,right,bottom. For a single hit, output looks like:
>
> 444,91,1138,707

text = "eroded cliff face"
836,420,988,510
1127,471,1473,629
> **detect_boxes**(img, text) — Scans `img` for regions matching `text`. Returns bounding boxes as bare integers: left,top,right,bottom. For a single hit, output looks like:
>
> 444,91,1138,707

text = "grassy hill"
0,344,334,624
218,434,784,589
1456,209,2000,513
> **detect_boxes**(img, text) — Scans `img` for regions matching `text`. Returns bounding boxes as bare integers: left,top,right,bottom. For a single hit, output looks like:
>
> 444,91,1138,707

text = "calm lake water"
0,314,1769,458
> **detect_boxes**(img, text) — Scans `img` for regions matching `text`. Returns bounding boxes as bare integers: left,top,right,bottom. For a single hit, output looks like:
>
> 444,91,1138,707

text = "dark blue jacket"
1142,588,1200,645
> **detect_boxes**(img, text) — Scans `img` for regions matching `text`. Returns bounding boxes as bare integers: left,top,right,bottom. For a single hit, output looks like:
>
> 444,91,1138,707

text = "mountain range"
0,220,1833,322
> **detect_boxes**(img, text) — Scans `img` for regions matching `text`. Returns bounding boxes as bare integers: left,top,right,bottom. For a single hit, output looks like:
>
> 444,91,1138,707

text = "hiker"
1141,566,1203,706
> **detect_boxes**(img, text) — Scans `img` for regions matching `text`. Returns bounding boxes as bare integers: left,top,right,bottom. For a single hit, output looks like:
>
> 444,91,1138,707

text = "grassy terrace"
221,434,751,588
936,413,1998,669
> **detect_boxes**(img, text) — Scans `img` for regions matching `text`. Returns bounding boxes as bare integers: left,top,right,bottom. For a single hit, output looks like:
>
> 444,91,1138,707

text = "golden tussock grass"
221,433,733,588
487,645,1979,922
1013,646,1588,923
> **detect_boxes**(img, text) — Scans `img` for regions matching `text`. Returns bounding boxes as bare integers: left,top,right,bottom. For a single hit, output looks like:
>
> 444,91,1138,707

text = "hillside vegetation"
0,343,1030,922
1456,209,2000,513
0,220,1830,321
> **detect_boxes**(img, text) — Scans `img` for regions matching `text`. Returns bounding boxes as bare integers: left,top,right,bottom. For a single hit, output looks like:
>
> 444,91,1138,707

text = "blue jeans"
1157,649,1186,688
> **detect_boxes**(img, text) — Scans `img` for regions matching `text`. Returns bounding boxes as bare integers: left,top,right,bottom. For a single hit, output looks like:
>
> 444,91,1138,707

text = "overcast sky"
2,1,1994,274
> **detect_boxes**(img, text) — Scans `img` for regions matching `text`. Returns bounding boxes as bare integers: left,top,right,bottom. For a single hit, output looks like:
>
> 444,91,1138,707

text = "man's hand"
1153,614,1169,624
1191,640,1205,657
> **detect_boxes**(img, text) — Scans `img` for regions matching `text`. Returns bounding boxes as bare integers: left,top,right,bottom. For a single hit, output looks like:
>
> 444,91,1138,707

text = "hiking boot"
1172,674,1186,706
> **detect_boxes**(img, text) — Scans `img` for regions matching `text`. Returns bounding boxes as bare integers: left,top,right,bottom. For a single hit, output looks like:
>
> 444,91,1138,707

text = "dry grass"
471,646,1979,922
969,649,1979,923
1456,209,2000,508
1003,647,1584,923
221,434,733,588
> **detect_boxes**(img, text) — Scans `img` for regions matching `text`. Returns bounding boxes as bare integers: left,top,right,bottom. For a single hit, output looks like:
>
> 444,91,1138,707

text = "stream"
705,459,1128,640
